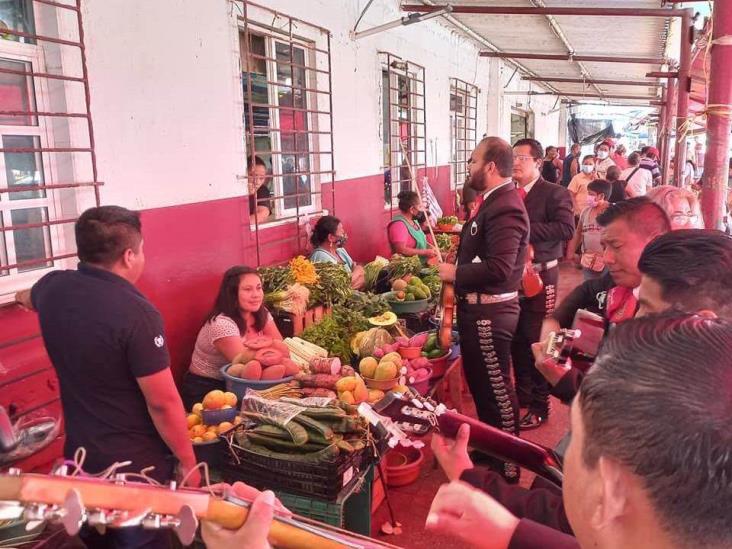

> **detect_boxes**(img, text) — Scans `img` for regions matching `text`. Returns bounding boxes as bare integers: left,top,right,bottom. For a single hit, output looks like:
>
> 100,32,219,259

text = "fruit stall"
185,250,462,537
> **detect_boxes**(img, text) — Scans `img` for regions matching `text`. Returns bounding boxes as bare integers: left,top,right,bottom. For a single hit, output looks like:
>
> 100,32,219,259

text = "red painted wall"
0,166,453,471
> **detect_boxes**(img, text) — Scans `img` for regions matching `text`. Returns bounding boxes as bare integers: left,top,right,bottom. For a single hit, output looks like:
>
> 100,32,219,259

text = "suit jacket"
456,182,530,296
523,178,575,263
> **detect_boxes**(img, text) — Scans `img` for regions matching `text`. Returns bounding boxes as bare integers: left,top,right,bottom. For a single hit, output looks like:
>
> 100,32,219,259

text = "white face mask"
597,151,609,160
581,165,595,175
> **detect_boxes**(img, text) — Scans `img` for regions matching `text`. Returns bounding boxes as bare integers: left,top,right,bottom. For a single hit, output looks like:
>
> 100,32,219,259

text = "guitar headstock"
0,466,204,545
366,392,450,440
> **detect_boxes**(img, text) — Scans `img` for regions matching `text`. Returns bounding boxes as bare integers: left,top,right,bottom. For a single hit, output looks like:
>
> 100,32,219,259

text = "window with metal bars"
0,0,100,301
380,52,426,209
449,78,478,190
237,1,335,265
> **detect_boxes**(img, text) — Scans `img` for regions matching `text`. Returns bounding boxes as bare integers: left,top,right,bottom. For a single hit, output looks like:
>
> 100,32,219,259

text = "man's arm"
529,187,575,244
137,368,199,486
457,206,527,288
15,289,34,310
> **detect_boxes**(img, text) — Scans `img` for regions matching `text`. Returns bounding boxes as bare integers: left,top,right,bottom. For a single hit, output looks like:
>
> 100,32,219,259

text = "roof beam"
480,52,665,64
523,91,658,100
402,5,688,18
647,71,679,78
522,76,661,87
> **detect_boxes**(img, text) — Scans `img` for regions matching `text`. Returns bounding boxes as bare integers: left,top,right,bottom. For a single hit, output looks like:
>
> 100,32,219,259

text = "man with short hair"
640,146,662,186
561,143,581,187
428,314,732,549
511,139,574,429
621,151,653,198
438,136,529,483
17,206,199,548
593,141,615,179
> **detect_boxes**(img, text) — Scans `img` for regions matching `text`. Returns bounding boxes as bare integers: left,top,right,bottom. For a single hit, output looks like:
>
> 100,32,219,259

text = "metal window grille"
449,78,477,189
380,52,426,212
237,0,335,266
0,0,100,284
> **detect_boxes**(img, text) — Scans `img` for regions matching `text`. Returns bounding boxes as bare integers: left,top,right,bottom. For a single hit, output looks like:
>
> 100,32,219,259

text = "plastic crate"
275,466,374,536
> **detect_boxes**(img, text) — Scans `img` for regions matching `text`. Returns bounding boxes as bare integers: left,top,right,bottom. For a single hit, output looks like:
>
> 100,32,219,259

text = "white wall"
82,0,561,211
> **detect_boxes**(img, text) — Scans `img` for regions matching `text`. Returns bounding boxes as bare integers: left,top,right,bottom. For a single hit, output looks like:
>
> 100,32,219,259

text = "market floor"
370,262,583,548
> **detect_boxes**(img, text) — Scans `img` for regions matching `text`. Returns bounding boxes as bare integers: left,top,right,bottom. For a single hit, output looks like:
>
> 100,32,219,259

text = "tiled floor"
370,262,583,548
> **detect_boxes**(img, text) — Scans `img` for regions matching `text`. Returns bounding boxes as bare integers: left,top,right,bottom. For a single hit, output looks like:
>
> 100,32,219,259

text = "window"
238,0,335,257
0,1,100,301
510,108,534,144
449,78,478,189
380,53,426,208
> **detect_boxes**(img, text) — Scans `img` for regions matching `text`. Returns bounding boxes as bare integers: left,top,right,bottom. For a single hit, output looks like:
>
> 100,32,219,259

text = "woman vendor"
309,215,365,289
180,266,282,410
387,190,437,264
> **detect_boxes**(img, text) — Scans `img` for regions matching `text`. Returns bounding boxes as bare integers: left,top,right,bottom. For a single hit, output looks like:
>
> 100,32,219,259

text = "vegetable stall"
184,245,463,538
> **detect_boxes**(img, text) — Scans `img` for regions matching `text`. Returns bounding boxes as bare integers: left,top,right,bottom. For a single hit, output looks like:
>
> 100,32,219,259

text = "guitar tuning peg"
173,505,198,546
108,507,151,528
51,464,69,477
60,489,85,536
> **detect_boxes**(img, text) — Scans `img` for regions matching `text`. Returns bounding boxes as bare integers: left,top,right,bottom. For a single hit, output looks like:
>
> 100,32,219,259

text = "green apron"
390,214,429,265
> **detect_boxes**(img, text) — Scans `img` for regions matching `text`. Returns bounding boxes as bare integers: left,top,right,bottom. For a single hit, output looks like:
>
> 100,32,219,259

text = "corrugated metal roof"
414,0,675,104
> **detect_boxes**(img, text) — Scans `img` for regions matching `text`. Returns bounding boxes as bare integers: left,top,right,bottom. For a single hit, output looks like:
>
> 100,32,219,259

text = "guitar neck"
437,411,563,487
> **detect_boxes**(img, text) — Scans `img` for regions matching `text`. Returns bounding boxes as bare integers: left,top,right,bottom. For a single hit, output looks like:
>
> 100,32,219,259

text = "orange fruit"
206,425,217,432
217,421,233,433
192,403,203,417
203,390,226,410
233,416,243,425
202,431,218,442
186,414,201,429
190,425,206,438
224,392,237,407
192,436,204,443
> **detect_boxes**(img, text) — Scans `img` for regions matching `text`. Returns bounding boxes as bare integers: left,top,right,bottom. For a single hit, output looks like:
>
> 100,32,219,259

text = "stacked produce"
263,283,310,316
334,374,384,405
258,258,351,310
385,254,422,281
390,276,431,302
233,395,369,459
187,390,242,443
289,255,319,285
225,337,300,380
436,215,459,230
300,303,371,363
420,266,442,299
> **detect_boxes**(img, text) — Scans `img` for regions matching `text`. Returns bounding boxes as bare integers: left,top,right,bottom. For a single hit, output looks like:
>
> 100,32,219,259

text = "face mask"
586,196,598,208
582,165,595,175
335,235,348,247
597,151,609,160
414,211,427,224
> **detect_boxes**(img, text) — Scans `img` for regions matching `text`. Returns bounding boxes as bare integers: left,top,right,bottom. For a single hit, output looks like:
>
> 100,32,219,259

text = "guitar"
0,468,401,549
546,309,605,373
371,393,563,488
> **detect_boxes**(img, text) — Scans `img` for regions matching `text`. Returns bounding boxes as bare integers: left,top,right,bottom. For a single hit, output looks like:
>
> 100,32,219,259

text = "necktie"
518,187,527,201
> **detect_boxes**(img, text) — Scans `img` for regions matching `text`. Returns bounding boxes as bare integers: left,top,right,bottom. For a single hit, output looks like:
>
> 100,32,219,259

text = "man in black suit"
438,136,529,483
511,138,575,430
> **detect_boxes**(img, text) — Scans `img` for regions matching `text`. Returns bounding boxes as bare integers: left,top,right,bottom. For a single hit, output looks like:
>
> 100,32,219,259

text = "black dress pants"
458,297,521,482
512,266,559,417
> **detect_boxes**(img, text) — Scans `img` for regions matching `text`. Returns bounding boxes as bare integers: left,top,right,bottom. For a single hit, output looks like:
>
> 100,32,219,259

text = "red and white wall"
0,0,563,471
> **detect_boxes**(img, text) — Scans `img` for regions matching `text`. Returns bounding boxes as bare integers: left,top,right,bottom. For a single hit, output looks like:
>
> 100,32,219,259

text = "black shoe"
520,411,547,430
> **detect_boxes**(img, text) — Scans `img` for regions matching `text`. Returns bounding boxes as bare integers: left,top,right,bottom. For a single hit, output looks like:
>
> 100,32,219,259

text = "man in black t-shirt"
17,206,199,549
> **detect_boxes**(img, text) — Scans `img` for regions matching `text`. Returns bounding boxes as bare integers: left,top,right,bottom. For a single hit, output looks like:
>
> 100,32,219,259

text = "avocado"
405,293,415,301
428,348,444,359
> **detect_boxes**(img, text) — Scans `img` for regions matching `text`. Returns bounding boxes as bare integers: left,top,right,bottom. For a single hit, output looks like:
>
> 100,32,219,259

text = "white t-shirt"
595,157,616,179
621,166,653,197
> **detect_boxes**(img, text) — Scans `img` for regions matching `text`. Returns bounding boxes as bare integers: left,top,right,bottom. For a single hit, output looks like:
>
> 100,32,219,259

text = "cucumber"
251,424,290,440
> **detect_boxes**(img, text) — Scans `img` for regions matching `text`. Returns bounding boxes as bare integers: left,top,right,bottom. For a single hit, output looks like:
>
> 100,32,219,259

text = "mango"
336,376,358,393
203,390,226,410
368,389,385,403
375,361,398,380
381,352,402,367
359,357,378,378
340,390,356,405
353,380,369,404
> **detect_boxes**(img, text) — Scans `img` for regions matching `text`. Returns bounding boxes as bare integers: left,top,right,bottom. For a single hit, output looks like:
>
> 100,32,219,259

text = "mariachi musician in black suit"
438,136,529,483
510,139,575,430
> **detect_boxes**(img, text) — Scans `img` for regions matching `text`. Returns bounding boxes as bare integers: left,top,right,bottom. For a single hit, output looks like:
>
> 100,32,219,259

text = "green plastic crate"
276,466,373,536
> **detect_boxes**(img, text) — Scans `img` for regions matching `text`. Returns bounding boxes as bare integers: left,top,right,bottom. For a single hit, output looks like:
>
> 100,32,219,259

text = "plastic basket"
220,364,293,400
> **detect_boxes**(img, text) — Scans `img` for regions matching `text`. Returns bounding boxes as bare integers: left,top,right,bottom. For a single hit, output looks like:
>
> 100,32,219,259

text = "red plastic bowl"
385,446,424,487
428,351,452,378
398,346,422,360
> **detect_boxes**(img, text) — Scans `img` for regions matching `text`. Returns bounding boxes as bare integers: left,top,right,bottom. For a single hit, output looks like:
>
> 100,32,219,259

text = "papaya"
244,337,273,350
232,348,257,365
239,360,262,380
255,348,284,367
282,358,300,376
359,357,378,378
353,380,369,404
261,364,286,380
